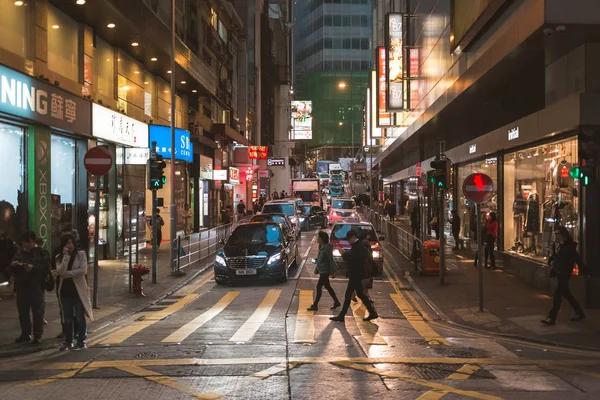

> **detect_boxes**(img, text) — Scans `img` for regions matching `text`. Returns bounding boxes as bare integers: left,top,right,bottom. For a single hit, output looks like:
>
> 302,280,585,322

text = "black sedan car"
250,213,297,239
214,222,298,284
298,205,328,231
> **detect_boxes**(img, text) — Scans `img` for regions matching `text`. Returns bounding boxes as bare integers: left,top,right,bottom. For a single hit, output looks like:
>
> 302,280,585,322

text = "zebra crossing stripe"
229,289,282,343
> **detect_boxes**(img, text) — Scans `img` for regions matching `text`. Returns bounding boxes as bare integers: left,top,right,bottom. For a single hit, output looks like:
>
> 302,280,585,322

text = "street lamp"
338,82,348,89
338,121,344,126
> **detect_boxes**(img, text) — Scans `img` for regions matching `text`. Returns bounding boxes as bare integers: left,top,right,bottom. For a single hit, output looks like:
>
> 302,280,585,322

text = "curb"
0,258,215,359
382,243,600,353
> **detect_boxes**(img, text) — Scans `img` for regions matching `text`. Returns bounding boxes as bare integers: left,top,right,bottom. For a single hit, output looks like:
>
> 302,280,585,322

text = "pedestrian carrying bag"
44,270,55,292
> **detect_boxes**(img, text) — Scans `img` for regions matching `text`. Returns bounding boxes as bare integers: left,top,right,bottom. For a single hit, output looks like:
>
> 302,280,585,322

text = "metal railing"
365,209,425,273
172,223,233,274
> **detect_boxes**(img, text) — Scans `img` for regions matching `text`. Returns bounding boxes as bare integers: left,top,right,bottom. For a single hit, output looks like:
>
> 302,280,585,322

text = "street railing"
364,209,424,273
172,223,233,274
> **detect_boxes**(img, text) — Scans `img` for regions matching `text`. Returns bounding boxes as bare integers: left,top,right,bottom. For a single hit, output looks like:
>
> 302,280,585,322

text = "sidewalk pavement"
379,217,600,350
0,242,215,358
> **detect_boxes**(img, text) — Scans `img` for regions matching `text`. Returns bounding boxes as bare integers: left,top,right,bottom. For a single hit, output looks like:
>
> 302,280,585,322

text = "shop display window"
50,135,76,248
0,123,25,241
504,138,579,262
457,158,498,240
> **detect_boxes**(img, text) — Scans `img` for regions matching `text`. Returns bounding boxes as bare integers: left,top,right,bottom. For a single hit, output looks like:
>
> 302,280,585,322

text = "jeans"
549,275,584,321
484,234,496,266
313,273,339,306
16,285,45,339
339,278,377,317
60,295,87,344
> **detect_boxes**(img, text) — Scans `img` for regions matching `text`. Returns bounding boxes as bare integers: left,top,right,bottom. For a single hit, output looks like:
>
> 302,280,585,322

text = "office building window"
95,37,114,99
0,0,28,58
48,5,79,82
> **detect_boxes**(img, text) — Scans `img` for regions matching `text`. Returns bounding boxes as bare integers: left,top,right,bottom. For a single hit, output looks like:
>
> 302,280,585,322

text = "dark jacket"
10,246,50,289
316,243,336,274
450,214,461,235
342,240,369,280
551,241,585,276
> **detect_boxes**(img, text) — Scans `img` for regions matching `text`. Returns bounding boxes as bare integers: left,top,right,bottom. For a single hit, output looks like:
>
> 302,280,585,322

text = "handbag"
44,270,55,292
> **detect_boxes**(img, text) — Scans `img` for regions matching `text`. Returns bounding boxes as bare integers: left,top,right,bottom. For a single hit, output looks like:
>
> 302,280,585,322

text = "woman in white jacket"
56,235,93,351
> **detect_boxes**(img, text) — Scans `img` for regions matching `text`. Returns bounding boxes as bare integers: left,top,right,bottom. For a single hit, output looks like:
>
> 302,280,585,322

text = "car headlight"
268,253,283,265
333,249,342,257
372,250,382,259
215,254,227,266
351,213,357,217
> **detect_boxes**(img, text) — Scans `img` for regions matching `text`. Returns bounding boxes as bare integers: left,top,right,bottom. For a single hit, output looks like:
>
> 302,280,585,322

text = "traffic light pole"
170,0,178,273
439,187,446,285
476,202,484,312
150,142,158,284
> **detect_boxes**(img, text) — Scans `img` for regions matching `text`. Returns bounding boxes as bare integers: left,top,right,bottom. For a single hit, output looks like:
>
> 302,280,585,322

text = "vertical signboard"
386,13,404,111
291,100,313,140
376,47,392,126
28,126,51,251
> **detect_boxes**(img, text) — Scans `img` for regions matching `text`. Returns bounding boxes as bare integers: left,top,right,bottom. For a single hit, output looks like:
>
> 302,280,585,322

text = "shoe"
307,305,318,311
15,335,31,344
56,332,65,339
570,314,586,322
330,302,341,310
59,342,74,351
43,319,48,325
363,313,379,321
31,337,42,345
351,296,358,302
74,342,87,350
541,317,555,326
329,315,345,322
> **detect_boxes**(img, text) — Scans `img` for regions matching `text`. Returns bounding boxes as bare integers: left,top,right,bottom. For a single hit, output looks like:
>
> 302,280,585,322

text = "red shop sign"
248,146,268,160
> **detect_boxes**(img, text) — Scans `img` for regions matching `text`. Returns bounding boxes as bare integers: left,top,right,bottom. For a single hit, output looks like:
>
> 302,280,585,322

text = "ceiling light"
52,24,60,29
76,0,86,5
131,42,139,47
107,23,116,29
167,70,172,74
151,57,157,61
134,71,140,74
122,86,130,91
181,81,186,84
164,90,169,93
14,1,24,6
144,81,149,85
192,90,197,93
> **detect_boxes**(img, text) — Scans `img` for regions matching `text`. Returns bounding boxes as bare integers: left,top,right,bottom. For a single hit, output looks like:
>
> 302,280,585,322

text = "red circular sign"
84,146,113,176
463,173,494,203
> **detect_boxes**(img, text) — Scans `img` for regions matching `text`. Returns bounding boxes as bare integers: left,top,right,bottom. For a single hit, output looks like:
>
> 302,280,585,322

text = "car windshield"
262,203,295,216
300,205,311,214
332,200,355,209
331,224,377,241
228,224,282,245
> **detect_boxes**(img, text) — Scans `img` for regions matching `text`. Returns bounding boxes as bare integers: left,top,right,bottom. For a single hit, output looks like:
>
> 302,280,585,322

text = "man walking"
236,200,246,221
330,230,378,322
450,210,461,250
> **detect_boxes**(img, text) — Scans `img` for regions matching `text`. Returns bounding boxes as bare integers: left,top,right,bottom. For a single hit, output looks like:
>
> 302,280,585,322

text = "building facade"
371,0,600,306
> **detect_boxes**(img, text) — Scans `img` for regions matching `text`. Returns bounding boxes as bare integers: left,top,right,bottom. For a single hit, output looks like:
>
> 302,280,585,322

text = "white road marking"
292,231,318,280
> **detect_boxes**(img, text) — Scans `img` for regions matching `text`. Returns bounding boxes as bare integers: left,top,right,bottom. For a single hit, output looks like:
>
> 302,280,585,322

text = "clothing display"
525,192,540,233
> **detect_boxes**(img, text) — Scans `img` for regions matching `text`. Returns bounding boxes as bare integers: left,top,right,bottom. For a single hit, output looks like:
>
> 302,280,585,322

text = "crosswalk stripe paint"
229,289,281,343
162,291,241,343
293,290,317,344
416,364,482,400
350,299,387,345
250,362,298,379
390,293,450,346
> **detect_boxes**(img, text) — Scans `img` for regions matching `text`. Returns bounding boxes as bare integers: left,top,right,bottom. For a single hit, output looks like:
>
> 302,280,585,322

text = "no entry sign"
84,146,113,176
463,173,494,203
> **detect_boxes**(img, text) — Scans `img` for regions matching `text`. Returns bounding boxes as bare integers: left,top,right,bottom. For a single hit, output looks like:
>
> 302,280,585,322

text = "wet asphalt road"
1,228,600,400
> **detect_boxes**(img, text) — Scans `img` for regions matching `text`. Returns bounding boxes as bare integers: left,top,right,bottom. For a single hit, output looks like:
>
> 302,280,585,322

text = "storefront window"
0,123,25,241
0,0,28,59
504,138,579,262
50,135,76,248
48,5,79,81
95,37,114,99
457,158,498,241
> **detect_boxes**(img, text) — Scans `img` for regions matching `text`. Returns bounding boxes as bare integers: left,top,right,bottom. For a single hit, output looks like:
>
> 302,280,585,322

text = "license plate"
236,269,257,276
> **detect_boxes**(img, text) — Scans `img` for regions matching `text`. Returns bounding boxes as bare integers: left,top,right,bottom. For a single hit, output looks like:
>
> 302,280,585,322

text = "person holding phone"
56,235,93,351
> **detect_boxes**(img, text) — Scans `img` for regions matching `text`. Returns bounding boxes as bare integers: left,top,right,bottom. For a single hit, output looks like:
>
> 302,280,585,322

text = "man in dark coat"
330,230,378,322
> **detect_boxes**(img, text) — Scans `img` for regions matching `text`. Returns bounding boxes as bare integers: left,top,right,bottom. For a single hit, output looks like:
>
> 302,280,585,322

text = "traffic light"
148,155,167,190
430,157,450,189
578,128,599,186
579,164,597,186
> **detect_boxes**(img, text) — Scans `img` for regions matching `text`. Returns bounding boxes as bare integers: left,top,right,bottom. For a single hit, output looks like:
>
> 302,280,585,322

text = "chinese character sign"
149,124,193,162
386,13,404,111
291,100,312,140
377,47,392,126
93,104,149,147
229,167,240,184
248,146,268,160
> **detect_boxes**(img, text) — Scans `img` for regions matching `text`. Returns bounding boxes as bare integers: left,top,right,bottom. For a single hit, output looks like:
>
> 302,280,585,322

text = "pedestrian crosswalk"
92,282,448,349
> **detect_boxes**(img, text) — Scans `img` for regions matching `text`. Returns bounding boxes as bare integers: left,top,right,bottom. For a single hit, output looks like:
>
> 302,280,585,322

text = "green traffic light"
161,176,167,184
437,181,444,188
429,176,435,183
569,166,581,179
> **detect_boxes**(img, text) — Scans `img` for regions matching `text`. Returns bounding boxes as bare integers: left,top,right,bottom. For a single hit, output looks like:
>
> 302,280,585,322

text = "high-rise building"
293,0,372,155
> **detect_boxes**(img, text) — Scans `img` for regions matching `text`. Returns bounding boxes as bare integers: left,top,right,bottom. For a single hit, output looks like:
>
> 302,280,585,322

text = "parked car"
298,205,328,231
328,198,359,225
329,222,384,275
214,222,298,284
261,200,301,238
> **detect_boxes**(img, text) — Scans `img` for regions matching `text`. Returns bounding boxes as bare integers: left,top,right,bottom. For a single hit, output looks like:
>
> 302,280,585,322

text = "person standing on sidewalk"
484,212,498,269
450,210,461,250
9,231,50,344
386,200,396,223
307,231,340,311
236,200,246,221
56,235,93,350
52,226,79,340
541,226,587,326
154,208,165,252
330,230,378,322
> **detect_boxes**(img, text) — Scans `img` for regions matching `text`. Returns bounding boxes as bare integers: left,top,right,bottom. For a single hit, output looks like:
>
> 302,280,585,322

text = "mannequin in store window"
524,191,540,255
510,191,527,253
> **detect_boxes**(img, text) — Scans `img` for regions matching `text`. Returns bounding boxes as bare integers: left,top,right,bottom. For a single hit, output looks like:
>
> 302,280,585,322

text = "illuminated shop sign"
386,13,404,111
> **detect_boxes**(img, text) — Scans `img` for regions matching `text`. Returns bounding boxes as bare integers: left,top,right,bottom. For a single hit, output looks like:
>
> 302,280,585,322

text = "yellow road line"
350,299,387,345
250,362,298,379
293,290,317,344
229,289,281,342
118,365,223,400
334,361,501,400
390,293,450,346
162,291,240,343
384,262,433,321
23,369,79,387
416,364,482,400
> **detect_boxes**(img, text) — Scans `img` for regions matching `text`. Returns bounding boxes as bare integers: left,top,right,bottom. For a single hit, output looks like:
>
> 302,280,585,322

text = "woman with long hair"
307,231,340,311
56,235,93,350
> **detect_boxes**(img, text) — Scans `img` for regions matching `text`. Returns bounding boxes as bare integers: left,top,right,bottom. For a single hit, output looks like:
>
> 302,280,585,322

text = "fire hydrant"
131,264,150,297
